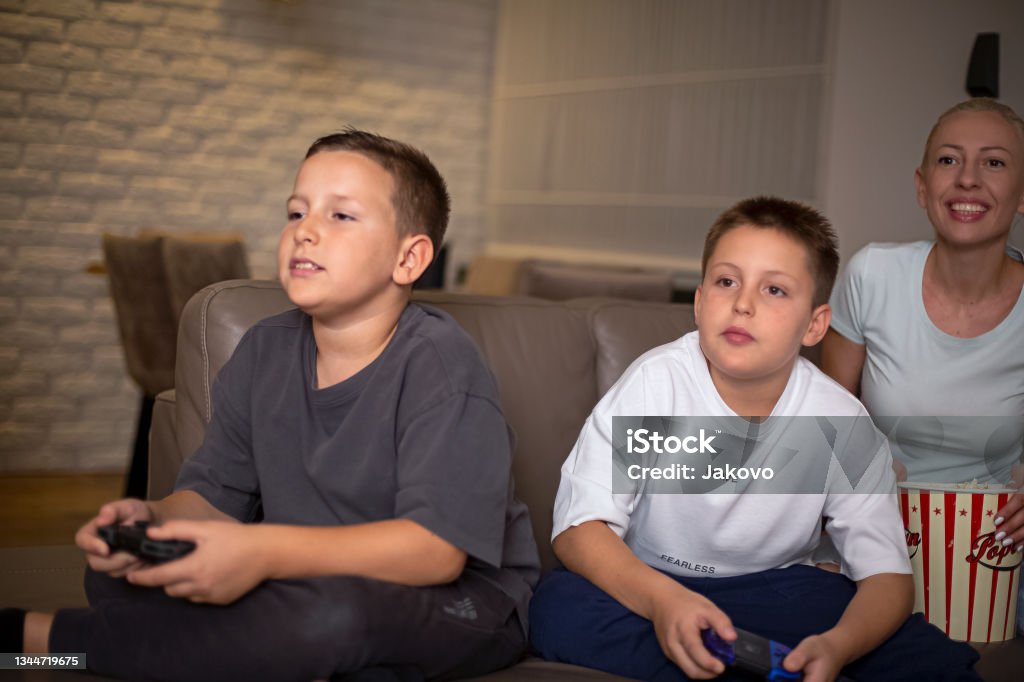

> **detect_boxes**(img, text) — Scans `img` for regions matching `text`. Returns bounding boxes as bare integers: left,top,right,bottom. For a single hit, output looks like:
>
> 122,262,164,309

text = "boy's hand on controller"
126,520,265,605
783,632,844,682
76,498,153,577
651,586,735,679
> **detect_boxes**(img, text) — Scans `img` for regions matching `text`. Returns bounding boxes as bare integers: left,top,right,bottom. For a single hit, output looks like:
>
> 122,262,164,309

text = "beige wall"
0,0,498,471
823,0,1024,263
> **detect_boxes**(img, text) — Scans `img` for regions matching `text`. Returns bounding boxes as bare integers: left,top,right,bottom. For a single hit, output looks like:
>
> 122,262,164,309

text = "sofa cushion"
415,292,600,572
150,389,179,499
173,280,293,467
520,262,674,302
466,658,634,681
582,299,697,396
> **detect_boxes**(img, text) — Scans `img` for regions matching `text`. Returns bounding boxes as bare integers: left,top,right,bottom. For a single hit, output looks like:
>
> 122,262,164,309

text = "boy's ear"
393,233,434,286
802,303,831,347
693,285,702,325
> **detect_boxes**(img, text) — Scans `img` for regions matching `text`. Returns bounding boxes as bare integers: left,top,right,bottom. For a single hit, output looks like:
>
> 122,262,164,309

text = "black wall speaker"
966,33,999,98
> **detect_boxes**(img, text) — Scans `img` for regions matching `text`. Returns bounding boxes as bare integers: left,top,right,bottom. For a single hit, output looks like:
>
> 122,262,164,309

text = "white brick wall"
0,0,498,472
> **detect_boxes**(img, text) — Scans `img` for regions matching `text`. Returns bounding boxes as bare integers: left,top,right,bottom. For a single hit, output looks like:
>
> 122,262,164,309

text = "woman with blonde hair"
822,97,1024,631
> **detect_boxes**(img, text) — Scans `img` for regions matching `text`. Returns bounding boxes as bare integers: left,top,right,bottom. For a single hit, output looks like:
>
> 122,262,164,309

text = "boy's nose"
293,217,319,244
733,290,754,315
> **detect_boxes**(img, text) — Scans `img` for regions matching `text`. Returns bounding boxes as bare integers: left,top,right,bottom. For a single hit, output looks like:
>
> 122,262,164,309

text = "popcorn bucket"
899,482,1021,642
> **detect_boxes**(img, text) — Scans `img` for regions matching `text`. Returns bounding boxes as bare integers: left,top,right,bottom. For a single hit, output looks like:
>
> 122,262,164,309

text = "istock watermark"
610,416,1023,494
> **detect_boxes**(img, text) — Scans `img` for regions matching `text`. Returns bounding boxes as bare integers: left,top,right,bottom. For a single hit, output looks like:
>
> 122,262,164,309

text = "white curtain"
488,0,833,272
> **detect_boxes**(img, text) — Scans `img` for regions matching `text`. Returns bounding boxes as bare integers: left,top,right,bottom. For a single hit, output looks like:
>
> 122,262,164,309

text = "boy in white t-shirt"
529,197,980,681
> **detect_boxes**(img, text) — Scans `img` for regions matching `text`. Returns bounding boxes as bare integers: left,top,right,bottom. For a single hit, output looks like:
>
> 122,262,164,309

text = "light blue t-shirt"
831,240,1024,634
829,241,1024,485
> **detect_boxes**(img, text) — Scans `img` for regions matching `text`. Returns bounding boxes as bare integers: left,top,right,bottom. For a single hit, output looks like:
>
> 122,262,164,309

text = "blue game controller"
701,628,856,681
701,627,802,680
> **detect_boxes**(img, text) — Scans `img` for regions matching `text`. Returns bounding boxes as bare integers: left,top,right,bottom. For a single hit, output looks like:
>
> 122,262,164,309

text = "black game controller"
98,521,195,564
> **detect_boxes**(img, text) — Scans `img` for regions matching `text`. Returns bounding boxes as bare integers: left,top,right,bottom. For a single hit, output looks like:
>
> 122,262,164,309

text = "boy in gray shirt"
9,130,539,681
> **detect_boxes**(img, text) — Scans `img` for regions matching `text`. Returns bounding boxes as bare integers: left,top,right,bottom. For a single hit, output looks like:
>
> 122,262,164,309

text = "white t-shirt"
829,241,1024,484
552,331,911,582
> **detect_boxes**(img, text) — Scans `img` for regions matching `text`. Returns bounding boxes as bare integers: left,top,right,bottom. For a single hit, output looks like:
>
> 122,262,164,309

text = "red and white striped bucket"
899,482,1021,642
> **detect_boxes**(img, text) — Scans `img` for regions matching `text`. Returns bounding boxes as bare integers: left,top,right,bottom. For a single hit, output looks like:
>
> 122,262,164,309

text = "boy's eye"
287,210,303,221
333,212,354,221
716,277,736,288
766,285,786,297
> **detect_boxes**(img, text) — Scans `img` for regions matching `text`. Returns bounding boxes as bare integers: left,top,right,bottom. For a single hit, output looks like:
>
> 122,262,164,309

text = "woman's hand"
994,491,1024,553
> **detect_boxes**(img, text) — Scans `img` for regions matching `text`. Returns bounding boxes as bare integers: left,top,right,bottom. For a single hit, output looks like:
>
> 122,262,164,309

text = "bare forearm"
825,573,913,663
148,490,235,524
553,520,690,619
257,519,467,586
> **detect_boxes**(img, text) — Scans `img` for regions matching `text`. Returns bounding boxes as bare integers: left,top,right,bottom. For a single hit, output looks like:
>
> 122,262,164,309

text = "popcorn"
953,479,989,489
950,478,1016,490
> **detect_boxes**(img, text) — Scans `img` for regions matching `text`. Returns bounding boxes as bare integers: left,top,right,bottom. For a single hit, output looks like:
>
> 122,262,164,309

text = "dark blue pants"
529,565,981,682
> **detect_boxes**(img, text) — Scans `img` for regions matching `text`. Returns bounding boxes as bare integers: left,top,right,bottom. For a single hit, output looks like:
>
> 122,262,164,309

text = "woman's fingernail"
994,516,1005,526
1002,537,1014,547
996,531,1007,541
1017,545,1023,553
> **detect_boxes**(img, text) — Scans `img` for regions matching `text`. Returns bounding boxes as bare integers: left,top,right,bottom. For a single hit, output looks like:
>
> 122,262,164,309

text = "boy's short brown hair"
305,128,450,257
702,196,839,307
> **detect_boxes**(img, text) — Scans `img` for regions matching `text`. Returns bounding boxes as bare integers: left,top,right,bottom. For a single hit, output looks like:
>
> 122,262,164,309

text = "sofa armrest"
148,388,179,500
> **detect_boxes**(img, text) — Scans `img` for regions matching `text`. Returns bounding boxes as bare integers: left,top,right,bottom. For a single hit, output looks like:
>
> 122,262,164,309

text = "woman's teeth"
950,202,986,213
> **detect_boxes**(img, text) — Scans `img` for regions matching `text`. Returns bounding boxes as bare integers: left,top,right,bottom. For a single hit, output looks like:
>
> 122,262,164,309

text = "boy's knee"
529,570,576,622
527,595,560,654
529,570,605,656
293,592,368,650
848,613,981,681
265,579,375,670
84,568,133,604
83,567,109,603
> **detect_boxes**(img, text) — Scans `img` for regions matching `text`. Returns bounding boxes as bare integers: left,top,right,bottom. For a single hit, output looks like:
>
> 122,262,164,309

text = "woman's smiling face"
915,110,1024,249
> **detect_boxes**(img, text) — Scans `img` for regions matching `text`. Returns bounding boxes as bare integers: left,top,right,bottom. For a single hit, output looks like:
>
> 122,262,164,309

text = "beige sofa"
462,256,679,303
139,279,1024,681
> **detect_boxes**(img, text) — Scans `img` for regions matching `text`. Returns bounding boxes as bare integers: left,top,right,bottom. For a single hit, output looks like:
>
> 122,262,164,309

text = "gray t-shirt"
176,303,540,623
